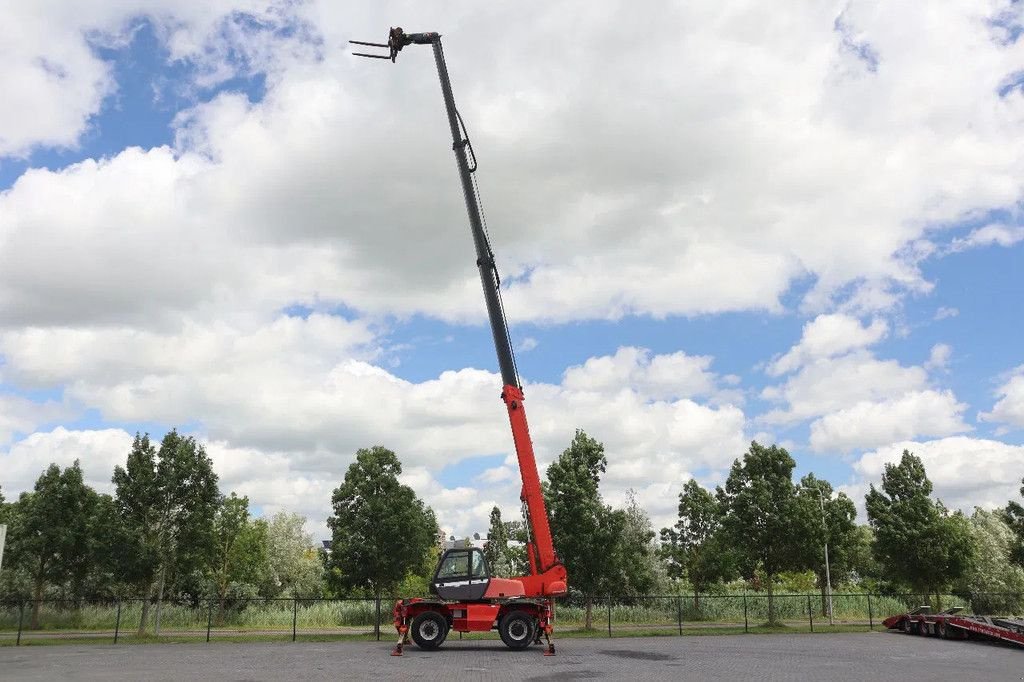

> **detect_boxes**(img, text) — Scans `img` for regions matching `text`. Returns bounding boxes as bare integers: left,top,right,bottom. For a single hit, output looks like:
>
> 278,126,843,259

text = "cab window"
437,551,469,579
471,550,487,578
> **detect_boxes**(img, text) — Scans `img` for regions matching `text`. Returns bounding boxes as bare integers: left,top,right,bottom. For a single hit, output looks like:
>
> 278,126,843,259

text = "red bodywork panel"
483,578,525,599
394,597,554,634
502,385,564,589
452,603,502,632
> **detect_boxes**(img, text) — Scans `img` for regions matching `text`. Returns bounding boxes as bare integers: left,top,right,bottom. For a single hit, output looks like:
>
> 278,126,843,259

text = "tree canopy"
112,431,219,633
717,442,810,624
326,446,437,597
5,461,95,627
865,450,974,599
661,478,734,607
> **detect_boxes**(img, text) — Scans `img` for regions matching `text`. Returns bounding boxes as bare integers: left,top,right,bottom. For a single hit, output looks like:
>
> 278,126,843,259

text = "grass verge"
0,623,877,647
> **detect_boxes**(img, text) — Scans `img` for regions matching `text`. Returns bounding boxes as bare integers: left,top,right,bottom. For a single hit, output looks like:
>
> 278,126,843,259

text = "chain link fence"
1,592,1019,645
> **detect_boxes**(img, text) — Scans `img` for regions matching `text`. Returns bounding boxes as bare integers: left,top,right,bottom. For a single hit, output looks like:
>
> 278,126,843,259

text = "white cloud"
0,324,748,536
761,350,929,424
4,0,1024,537
0,427,133,495
853,437,1024,513
925,343,952,371
809,389,970,452
518,337,538,353
4,2,1024,326
0,394,71,446
561,346,719,401
948,224,1024,252
767,314,889,376
0,1,305,158
979,366,1024,429
934,306,960,320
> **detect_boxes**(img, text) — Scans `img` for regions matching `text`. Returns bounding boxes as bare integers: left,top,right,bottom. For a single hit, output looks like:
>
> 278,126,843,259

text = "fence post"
16,601,25,646
743,594,748,634
114,600,122,644
607,599,612,638
206,600,213,643
677,596,682,636
375,596,381,642
867,594,873,631
292,598,298,642
807,594,813,632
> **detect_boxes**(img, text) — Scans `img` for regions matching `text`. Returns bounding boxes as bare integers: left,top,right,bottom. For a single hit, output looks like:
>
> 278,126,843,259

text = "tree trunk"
154,565,166,637
935,591,943,611
30,573,45,629
138,577,153,630
766,577,777,626
584,596,593,630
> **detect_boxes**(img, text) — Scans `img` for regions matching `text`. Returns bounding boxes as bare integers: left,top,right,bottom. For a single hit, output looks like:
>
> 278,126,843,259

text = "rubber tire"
938,621,948,639
410,611,449,650
917,619,929,636
902,619,912,633
499,610,536,651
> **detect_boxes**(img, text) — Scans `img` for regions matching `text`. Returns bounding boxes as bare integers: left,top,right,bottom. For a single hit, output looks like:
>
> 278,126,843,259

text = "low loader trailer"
884,606,1024,647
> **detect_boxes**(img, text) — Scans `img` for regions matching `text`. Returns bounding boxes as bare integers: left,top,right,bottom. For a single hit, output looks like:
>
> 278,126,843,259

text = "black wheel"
499,610,536,651
901,618,912,633
410,611,449,650
938,621,948,639
917,619,929,636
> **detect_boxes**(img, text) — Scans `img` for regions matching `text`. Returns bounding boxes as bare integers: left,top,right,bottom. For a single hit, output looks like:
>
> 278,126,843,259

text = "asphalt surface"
1,631,1021,680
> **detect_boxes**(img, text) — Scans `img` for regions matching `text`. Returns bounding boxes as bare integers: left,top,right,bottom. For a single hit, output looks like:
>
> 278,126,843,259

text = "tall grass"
0,592,975,634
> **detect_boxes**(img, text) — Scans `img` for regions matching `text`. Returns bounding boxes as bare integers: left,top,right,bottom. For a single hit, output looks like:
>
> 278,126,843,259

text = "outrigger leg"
543,626,556,656
391,623,409,656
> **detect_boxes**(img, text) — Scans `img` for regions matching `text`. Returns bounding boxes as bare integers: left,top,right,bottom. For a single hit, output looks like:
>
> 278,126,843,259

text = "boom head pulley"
349,27,438,62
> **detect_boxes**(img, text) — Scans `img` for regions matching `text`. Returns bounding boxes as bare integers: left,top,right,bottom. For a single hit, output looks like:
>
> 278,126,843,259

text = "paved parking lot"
2,631,1021,680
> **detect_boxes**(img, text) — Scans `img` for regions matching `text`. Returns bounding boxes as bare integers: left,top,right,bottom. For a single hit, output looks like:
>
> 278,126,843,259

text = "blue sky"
1,3,1023,538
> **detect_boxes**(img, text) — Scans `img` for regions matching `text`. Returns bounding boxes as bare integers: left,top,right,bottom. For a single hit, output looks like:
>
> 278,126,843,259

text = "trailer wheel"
410,611,449,650
938,621,949,639
499,610,536,650
901,618,912,633
916,619,929,636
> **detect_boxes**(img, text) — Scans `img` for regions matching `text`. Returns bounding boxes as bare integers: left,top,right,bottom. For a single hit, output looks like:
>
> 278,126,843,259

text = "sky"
1,1,1023,541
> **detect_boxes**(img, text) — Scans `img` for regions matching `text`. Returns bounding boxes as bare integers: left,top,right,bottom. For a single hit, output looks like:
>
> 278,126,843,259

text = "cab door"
431,548,490,601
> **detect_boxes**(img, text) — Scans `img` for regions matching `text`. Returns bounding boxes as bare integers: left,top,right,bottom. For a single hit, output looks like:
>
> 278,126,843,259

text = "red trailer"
884,606,1024,647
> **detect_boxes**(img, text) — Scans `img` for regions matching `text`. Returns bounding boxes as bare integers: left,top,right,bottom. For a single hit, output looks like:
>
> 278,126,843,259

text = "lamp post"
817,489,834,625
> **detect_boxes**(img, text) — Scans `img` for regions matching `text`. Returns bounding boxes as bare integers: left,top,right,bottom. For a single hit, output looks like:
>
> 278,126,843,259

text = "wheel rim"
419,620,440,641
508,619,529,641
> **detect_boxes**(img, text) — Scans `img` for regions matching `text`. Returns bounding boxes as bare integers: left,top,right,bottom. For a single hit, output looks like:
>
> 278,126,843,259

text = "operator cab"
431,547,490,601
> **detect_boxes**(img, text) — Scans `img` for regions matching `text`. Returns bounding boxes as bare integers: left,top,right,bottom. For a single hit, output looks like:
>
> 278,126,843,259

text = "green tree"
265,512,324,598
5,462,95,628
327,446,437,598
661,479,734,610
81,492,131,599
113,431,219,635
865,450,975,603
717,442,809,625
1003,478,1024,566
209,493,270,616
957,508,1024,613
797,474,857,616
842,525,883,586
501,518,530,577
546,429,624,629
483,506,513,577
611,490,664,596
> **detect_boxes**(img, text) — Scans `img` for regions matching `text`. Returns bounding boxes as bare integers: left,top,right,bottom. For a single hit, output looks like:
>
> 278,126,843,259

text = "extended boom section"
350,28,566,656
